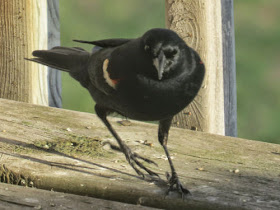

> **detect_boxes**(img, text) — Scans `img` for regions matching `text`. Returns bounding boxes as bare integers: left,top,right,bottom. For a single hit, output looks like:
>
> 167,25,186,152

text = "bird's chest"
114,77,190,121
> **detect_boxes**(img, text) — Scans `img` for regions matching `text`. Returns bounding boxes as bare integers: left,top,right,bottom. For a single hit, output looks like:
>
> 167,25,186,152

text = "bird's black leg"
95,104,158,178
158,117,191,197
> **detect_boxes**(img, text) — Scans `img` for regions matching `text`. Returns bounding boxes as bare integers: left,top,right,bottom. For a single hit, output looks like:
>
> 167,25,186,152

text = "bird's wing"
73,38,132,48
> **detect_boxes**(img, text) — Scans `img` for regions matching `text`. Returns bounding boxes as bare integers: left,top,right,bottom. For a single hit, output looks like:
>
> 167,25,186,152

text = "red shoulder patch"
111,78,121,85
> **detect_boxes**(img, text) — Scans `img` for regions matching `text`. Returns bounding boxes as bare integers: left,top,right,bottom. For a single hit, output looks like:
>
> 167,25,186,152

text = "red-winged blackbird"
26,28,205,197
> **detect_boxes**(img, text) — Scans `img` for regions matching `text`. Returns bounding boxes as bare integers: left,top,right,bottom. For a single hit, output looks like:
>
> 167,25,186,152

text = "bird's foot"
122,145,159,178
166,172,191,198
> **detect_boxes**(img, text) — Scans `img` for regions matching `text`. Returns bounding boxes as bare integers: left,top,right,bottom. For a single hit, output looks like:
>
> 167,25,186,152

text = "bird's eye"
164,49,177,59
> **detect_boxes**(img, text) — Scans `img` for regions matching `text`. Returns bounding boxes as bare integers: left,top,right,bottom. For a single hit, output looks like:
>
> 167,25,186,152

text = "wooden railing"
0,98,279,209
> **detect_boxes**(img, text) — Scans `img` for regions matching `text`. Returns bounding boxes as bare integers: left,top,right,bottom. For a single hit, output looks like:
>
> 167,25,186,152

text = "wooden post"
46,0,61,108
165,0,237,136
0,0,61,107
221,0,237,137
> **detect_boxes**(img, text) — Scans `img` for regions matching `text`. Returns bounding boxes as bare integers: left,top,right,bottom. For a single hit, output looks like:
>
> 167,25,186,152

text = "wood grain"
221,0,237,136
0,0,61,107
47,0,62,108
0,182,154,210
0,0,32,102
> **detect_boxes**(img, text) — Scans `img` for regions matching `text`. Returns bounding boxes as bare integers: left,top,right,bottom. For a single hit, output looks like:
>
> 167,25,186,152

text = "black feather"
73,38,131,48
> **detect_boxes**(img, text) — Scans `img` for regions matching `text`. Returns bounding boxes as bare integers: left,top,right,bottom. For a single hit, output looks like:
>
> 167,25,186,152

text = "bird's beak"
154,50,165,80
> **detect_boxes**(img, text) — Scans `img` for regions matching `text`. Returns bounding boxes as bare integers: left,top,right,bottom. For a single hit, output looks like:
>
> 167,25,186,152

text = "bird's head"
142,28,186,80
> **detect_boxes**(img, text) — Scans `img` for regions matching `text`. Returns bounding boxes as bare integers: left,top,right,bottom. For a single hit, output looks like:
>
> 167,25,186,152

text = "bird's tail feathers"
25,46,90,73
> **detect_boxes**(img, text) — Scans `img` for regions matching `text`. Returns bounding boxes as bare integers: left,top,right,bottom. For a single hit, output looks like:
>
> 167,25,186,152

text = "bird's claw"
123,145,159,178
166,172,191,199
133,153,158,167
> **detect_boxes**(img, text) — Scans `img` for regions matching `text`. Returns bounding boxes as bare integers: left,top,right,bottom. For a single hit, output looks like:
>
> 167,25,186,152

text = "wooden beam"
0,0,61,107
0,98,279,209
0,183,154,210
165,0,237,136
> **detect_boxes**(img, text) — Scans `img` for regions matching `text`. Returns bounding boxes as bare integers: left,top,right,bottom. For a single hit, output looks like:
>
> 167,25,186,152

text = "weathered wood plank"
0,0,61,107
165,0,237,137
0,182,155,210
0,98,279,209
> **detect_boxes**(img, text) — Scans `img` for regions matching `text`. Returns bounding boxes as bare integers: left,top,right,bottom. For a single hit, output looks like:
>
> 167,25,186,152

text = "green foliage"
235,0,280,143
60,0,280,144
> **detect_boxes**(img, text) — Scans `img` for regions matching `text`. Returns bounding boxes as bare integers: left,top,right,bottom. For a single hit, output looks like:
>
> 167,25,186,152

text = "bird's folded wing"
73,38,132,48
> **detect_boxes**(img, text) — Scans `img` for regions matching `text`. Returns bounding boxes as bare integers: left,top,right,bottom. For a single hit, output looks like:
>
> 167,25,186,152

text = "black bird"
26,28,205,197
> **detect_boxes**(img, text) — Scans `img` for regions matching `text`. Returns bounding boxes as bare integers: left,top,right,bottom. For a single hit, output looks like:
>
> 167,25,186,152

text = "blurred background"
59,0,280,144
